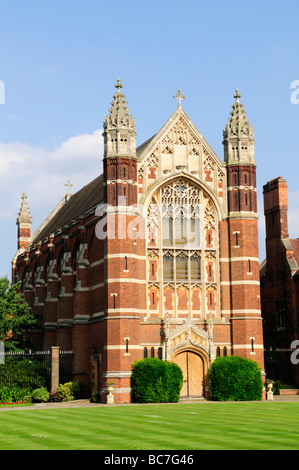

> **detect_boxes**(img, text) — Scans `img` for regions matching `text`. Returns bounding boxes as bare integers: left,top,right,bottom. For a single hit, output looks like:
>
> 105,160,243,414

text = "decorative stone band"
43,314,143,329
106,278,147,284
227,186,257,191
219,257,260,262
227,212,258,219
104,345,142,350
89,254,147,269
104,179,138,185
220,280,260,285
102,371,132,378
222,309,261,314
231,320,263,325
71,278,147,293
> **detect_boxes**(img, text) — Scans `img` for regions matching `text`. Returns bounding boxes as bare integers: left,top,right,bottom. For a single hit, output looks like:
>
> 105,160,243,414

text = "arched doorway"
173,349,205,397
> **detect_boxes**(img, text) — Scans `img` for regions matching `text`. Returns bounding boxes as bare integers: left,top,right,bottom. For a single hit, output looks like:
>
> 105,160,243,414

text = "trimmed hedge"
0,357,50,390
131,358,183,403
209,356,263,401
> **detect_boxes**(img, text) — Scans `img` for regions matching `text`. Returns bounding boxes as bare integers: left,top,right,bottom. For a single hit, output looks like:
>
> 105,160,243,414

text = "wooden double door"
174,350,204,397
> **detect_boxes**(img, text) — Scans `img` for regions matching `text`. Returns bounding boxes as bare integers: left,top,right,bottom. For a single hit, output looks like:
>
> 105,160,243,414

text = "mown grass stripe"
0,402,299,450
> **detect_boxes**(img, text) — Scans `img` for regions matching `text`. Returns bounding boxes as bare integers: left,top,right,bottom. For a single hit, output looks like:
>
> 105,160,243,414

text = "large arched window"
159,179,202,284
146,178,218,319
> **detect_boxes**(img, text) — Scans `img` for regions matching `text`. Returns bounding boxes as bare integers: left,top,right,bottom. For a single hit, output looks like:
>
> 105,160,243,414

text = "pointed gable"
136,106,226,205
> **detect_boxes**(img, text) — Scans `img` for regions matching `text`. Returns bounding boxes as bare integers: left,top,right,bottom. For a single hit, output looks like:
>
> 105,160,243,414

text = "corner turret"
103,79,137,159
223,89,255,165
16,193,32,250
103,80,137,207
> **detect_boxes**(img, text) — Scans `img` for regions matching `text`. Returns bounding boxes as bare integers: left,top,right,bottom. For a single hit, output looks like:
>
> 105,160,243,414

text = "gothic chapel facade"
12,81,265,402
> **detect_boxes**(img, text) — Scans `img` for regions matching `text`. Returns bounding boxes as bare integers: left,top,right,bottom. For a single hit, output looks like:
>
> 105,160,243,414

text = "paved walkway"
1,395,299,411
264,395,299,402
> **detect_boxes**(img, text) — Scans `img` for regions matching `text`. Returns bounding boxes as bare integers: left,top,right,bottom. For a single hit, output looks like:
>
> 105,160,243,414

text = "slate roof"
136,134,156,157
260,237,299,278
31,173,104,244
288,239,299,275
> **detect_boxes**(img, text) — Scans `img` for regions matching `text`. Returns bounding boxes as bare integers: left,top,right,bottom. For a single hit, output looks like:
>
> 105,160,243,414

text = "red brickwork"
261,177,299,385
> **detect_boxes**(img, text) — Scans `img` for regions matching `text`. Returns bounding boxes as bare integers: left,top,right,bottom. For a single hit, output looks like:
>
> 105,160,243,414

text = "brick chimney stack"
263,177,289,240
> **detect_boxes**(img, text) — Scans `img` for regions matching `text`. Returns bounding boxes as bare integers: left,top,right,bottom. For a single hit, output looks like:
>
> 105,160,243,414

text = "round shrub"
209,356,263,401
56,382,74,402
31,387,49,403
165,361,184,402
131,358,183,403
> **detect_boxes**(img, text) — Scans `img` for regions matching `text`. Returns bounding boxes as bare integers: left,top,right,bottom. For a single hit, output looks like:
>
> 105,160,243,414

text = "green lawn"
0,401,299,450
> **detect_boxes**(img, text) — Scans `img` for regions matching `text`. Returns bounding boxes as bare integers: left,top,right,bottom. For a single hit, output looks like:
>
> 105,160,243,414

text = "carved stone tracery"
164,316,215,363
147,152,159,168
204,200,215,229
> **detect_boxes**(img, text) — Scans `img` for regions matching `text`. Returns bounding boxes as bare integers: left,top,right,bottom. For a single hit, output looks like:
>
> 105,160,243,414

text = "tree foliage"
0,277,37,350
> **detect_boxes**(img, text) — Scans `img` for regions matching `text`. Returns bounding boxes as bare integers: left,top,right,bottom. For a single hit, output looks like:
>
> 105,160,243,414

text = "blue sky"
1,0,299,277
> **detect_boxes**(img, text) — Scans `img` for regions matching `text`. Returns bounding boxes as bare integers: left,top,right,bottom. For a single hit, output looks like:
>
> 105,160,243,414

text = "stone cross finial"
173,89,185,107
234,89,241,100
65,179,73,196
115,78,123,91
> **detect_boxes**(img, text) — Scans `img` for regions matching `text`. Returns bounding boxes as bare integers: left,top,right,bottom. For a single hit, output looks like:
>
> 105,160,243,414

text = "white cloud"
51,130,102,162
41,66,56,73
0,129,103,222
0,128,104,276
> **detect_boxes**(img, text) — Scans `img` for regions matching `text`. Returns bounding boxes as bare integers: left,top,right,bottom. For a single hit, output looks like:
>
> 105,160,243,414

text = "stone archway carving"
164,314,216,364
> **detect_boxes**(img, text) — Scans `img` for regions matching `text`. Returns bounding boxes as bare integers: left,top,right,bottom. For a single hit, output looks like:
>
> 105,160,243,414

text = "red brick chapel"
12,81,265,403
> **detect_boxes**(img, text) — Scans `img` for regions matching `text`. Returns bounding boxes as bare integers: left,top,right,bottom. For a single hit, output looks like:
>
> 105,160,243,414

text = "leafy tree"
0,276,37,350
